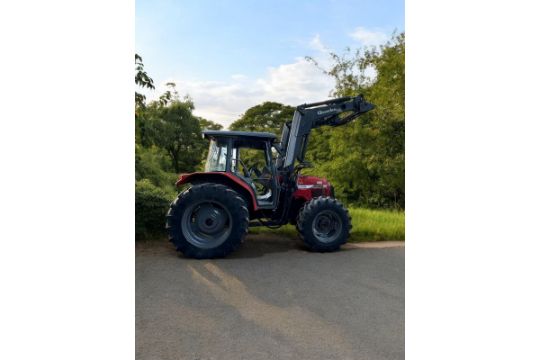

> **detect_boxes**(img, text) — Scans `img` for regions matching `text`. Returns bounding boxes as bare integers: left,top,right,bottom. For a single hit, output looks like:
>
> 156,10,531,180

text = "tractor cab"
203,130,279,209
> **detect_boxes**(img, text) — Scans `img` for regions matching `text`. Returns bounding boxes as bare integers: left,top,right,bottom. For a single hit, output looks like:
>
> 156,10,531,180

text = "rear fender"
176,172,258,211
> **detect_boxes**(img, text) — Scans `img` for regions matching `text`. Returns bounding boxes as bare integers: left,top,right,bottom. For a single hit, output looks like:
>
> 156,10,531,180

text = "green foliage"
250,207,404,242
348,208,404,241
134,66,214,205
135,179,173,239
135,54,155,110
226,35,405,210
133,32,406,243
198,117,223,130
143,99,205,173
229,101,295,135
307,32,405,209
135,144,178,192
228,102,294,174
134,56,179,240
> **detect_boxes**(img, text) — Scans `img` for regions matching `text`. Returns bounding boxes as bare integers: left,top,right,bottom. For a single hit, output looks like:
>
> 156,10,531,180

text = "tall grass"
250,207,405,242
348,208,404,242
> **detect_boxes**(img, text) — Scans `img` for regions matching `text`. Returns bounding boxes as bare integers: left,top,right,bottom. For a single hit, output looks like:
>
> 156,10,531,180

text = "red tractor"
166,95,374,258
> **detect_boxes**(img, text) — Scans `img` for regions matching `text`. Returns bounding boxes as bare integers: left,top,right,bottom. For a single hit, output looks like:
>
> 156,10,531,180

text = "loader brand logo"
317,108,339,115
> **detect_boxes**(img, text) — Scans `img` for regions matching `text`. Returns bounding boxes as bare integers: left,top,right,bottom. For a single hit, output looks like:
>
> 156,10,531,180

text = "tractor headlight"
297,184,323,189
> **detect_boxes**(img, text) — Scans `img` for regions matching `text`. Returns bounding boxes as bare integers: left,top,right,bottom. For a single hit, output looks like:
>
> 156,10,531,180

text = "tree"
137,79,224,176
135,54,155,110
229,102,295,135
144,98,205,173
228,101,295,171
307,33,405,208
198,117,223,131
135,143,177,191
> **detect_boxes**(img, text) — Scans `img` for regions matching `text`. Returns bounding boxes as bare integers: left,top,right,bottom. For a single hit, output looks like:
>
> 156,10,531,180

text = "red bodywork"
294,175,332,201
176,172,332,211
176,172,259,210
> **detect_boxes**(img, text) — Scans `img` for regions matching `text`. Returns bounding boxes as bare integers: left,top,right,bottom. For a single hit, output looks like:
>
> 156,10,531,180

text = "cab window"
205,140,228,172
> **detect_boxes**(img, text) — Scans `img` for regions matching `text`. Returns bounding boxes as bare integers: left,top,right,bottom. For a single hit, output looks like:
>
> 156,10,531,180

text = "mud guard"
176,172,259,211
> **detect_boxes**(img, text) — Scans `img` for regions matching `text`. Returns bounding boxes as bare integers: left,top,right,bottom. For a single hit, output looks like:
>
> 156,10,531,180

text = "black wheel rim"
312,210,342,243
181,200,232,249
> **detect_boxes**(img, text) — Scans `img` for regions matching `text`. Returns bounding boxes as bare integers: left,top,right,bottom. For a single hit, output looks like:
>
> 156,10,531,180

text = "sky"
136,0,404,127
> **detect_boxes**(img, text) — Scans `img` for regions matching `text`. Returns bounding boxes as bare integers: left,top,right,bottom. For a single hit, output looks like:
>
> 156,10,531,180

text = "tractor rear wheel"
166,183,249,259
296,197,351,252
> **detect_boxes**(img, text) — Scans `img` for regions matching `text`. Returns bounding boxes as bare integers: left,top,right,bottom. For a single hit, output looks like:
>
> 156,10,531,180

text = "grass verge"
250,207,405,242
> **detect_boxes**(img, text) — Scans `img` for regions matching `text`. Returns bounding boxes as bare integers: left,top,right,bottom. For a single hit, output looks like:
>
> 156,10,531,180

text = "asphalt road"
136,235,404,360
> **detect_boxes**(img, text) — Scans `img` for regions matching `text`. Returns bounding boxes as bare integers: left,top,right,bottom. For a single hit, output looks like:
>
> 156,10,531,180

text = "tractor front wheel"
166,183,249,259
296,197,351,252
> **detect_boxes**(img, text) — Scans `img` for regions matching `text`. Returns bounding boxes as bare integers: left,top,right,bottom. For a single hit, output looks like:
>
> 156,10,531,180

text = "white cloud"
230,74,248,81
142,34,399,128
147,56,334,128
256,57,334,106
309,34,328,53
349,27,388,46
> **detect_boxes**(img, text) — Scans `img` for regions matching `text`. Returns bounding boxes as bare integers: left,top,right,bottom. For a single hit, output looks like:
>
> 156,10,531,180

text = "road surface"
136,235,404,360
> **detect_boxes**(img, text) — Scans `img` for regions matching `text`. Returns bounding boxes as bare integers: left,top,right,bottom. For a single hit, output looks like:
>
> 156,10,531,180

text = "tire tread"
166,183,249,259
296,196,351,252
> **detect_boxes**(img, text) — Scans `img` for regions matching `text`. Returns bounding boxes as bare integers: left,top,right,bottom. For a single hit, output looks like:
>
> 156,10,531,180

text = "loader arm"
278,95,375,173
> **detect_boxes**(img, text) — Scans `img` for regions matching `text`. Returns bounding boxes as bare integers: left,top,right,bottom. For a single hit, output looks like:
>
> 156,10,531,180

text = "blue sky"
136,0,404,126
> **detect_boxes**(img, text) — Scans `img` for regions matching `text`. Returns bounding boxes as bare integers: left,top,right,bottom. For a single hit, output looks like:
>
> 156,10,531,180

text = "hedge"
135,179,175,239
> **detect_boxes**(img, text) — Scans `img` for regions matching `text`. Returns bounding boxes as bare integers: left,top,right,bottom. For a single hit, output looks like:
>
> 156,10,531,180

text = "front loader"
166,95,375,258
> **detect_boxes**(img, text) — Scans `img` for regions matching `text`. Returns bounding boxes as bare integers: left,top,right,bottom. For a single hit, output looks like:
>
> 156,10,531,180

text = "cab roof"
203,130,277,142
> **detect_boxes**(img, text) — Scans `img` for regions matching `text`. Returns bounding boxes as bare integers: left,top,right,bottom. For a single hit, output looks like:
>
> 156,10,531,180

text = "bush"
135,179,175,239
135,144,178,192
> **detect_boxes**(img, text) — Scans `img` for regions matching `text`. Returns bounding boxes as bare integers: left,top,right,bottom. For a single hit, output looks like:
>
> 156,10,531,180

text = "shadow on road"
136,233,376,260
136,233,310,259
136,233,405,360
227,233,306,259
